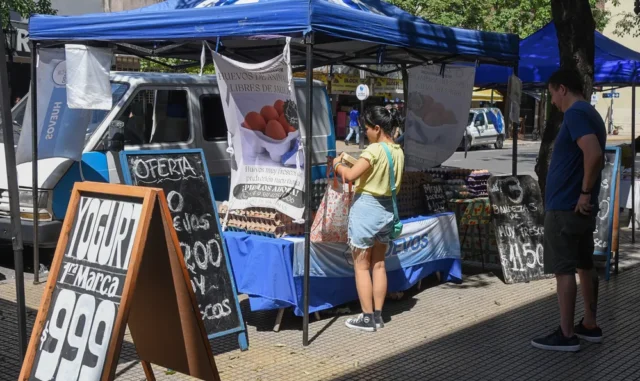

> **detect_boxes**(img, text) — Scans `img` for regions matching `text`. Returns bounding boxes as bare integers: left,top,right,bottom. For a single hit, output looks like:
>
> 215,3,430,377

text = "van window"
201,94,228,141
114,89,190,145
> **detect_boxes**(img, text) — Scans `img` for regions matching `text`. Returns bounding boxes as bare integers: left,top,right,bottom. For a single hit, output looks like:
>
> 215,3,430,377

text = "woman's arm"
335,157,371,182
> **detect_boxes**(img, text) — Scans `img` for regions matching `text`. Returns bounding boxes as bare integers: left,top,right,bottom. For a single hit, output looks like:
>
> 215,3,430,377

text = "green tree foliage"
1,0,56,28
140,58,216,74
387,0,610,38
611,0,640,37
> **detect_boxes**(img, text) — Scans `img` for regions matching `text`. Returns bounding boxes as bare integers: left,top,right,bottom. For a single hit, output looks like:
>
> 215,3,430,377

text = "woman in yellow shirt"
332,106,404,332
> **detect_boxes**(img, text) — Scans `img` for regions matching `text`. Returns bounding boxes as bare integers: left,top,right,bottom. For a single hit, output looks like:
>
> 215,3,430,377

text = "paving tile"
2,228,640,380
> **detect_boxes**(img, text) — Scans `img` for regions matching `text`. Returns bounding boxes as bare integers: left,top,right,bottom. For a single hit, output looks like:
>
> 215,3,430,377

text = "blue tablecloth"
224,213,462,316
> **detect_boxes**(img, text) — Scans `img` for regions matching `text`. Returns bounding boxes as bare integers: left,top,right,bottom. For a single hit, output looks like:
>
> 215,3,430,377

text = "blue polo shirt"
545,101,606,211
349,110,359,127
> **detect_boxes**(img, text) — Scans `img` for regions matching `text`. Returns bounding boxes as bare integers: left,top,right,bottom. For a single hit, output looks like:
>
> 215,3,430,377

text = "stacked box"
312,178,330,211
218,205,304,238
466,170,491,198
397,171,431,218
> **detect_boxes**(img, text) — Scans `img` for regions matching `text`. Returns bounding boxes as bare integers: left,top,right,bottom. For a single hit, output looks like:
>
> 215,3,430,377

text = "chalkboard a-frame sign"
488,175,548,284
593,146,621,280
19,182,220,381
119,149,247,350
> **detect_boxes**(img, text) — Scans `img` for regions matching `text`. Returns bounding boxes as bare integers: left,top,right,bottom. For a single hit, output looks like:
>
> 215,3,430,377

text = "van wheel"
494,136,504,149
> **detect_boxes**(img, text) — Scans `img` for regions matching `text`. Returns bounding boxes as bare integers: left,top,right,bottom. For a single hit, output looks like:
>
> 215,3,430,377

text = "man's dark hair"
547,68,585,96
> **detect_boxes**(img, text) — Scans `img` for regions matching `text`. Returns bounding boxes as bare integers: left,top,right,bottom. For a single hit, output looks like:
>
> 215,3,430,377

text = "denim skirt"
348,193,395,250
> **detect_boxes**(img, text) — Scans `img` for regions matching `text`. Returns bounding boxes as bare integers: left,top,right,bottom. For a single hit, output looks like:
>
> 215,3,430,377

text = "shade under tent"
22,0,520,347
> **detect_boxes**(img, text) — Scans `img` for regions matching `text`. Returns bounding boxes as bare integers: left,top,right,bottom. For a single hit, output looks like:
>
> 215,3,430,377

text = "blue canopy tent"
475,21,640,87
25,0,520,346
476,21,640,251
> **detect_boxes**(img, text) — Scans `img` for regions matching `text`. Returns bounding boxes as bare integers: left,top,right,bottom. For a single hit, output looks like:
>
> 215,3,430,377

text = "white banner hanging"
404,64,476,170
211,39,305,220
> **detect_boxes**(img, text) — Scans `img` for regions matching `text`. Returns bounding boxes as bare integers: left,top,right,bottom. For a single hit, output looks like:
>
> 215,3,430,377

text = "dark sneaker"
344,140,350,146
374,310,384,329
531,327,580,352
345,313,376,332
574,318,603,343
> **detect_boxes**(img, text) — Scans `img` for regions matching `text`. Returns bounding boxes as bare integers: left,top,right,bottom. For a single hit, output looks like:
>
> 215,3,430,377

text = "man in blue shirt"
345,106,360,145
531,69,606,352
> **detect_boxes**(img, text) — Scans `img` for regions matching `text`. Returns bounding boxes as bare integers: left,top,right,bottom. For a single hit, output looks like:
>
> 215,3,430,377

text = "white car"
461,107,506,150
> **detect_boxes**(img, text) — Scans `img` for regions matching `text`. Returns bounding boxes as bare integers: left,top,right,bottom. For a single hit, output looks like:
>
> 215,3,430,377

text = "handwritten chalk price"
508,243,543,272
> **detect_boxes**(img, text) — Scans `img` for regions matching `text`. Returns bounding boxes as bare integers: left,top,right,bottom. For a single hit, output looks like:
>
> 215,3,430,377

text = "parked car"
460,107,505,150
0,72,336,247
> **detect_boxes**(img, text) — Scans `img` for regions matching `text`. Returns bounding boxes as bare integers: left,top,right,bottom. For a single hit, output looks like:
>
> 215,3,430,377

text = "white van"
0,72,336,247
461,107,506,150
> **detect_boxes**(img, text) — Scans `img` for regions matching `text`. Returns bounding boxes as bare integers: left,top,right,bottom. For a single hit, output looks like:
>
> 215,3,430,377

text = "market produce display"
466,170,491,198
398,171,431,218
219,205,304,238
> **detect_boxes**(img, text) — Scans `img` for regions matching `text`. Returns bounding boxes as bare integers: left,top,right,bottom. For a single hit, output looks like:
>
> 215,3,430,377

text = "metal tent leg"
0,27,27,359
632,84,636,244
30,42,40,283
303,34,314,347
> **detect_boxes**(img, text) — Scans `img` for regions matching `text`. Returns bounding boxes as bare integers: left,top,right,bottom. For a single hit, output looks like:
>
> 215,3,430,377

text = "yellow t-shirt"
356,142,404,197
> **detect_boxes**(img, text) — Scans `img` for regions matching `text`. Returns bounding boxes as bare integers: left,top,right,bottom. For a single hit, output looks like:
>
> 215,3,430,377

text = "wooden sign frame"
118,148,247,349
19,182,220,381
594,146,622,281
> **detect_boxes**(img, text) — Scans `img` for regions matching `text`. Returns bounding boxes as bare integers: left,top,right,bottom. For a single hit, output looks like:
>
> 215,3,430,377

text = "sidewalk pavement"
2,228,640,380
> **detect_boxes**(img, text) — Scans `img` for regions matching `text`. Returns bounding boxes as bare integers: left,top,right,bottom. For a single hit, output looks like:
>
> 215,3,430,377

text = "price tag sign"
488,175,549,284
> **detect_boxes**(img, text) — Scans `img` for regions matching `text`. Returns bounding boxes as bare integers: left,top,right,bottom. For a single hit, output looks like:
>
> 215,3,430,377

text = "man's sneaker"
574,318,603,343
531,327,580,352
345,313,376,332
374,310,384,329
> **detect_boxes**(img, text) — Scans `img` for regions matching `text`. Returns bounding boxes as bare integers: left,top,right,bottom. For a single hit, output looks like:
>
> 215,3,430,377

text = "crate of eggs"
312,178,330,211
465,170,492,198
218,205,304,238
397,171,431,218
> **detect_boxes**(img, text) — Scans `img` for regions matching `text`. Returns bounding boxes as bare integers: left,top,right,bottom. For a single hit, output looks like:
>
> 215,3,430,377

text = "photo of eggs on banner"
239,97,302,167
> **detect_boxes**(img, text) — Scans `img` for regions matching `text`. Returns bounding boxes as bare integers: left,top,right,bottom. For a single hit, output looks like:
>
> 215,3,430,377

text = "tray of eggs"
240,99,300,162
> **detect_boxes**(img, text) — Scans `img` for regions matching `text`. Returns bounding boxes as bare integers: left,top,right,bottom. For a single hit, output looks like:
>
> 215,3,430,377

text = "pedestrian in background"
345,106,360,146
331,106,404,332
531,68,606,352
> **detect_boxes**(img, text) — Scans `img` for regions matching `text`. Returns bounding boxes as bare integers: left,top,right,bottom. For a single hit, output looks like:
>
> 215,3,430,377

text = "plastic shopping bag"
310,175,353,243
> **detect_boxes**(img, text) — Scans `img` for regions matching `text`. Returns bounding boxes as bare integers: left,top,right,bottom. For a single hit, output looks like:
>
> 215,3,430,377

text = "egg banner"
404,64,476,170
212,39,305,221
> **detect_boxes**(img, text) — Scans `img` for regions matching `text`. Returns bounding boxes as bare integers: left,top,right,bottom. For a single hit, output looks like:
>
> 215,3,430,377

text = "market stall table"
224,213,462,328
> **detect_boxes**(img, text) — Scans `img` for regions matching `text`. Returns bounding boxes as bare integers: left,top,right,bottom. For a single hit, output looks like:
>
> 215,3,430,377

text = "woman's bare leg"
353,248,374,313
371,241,388,311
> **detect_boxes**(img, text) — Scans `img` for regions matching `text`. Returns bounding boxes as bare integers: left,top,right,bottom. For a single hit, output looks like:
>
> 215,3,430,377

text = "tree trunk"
535,0,596,203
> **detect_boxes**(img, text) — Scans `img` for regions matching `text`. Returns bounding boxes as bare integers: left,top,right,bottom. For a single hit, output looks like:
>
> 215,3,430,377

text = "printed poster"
404,64,476,170
212,40,305,220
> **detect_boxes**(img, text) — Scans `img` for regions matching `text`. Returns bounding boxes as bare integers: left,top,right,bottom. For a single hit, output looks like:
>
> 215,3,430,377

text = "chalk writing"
593,149,619,255
132,157,200,183
124,151,242,335
488,175,547,284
